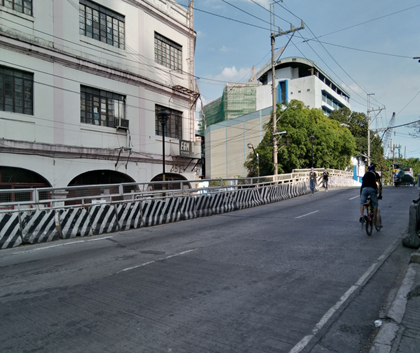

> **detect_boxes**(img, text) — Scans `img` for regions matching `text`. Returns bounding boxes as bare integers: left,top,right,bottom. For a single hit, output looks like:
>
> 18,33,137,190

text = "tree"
330,107,386,178
244,100,356,175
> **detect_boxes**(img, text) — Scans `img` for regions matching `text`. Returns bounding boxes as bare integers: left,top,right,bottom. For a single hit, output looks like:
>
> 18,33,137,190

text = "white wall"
205,108,271,179
0,0,200,187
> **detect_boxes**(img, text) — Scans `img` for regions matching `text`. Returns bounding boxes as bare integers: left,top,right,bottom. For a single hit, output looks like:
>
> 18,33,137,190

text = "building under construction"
203,57,352,179
203,57,351,130
203,82,261,127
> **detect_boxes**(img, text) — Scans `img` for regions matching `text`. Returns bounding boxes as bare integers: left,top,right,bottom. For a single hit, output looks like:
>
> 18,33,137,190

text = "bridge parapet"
0,170,353,249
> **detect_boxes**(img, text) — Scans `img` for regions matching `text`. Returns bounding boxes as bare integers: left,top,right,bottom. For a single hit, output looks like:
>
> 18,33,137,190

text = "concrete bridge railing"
0,170,353,249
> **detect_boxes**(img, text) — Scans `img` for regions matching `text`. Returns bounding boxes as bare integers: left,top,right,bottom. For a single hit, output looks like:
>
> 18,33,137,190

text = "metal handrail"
0,169,353,213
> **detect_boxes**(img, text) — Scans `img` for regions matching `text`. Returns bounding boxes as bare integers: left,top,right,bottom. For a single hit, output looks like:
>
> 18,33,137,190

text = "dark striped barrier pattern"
0,180,315,249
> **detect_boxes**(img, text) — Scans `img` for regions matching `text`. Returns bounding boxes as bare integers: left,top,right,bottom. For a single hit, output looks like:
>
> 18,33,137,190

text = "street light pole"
309,135,315,168
157,110,170,190
247,143,260,178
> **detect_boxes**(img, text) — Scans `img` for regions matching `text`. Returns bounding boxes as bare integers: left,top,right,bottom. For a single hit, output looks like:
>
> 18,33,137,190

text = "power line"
179,3,270,31
240,1,370,108
0,16,187,84
275,5,384,109
298,39,413,59
221,0,271,26
396,90,420,116
302,4,420,41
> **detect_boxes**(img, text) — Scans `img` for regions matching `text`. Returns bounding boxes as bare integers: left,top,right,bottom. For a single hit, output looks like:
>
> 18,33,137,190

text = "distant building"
203,57,351,178
0,0,201,195
254,56,350,115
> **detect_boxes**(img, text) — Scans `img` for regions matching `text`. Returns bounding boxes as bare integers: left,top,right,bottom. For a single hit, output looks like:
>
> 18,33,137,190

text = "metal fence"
0,170,353,213
0,170,353,249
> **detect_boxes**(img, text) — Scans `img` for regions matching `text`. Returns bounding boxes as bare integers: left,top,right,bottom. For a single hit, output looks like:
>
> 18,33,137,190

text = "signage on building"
180,140,191,157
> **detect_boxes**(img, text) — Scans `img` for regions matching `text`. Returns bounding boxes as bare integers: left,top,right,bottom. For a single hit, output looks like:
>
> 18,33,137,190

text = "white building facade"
204,57,351,179
0,0,201,193
255,57,351,114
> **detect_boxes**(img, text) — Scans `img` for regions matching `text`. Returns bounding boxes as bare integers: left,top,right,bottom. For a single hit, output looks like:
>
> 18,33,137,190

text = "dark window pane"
80,86,125,127
15,0,23,13
0,66,34,115
24,0,32,15
79,2,124,48
15,97,23,113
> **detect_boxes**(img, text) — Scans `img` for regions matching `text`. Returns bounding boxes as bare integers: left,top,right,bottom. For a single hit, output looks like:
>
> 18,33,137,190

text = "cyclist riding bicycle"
359,164,382,227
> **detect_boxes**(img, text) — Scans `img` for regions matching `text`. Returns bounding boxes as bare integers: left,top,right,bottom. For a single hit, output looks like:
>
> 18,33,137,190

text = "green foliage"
244,101,356,175
330,107,387,178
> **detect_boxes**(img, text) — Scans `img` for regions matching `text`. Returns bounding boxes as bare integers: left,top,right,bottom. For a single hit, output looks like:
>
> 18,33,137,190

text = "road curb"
369,252,420,352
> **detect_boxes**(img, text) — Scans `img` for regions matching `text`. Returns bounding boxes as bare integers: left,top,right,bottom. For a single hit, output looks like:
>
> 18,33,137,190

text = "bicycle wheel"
366,214,373,236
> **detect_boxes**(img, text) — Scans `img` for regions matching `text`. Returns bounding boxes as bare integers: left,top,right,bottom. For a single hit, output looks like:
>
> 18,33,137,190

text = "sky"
184,0,420,159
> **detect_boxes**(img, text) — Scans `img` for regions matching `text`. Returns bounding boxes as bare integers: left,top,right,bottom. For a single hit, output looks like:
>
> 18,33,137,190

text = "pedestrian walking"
309,167,317,195
322,168,329,191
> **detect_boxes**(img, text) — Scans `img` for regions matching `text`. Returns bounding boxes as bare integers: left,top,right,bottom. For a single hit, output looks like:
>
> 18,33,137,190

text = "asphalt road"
0,185,418,353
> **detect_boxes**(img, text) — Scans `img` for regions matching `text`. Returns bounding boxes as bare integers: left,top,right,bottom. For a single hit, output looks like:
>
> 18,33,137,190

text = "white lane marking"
349,195,359,200
289,336,312,353
295,210,319,219
313,285,358,332
10,236,113,254
287,236,401,353
355,264,376,286
117,249,197,274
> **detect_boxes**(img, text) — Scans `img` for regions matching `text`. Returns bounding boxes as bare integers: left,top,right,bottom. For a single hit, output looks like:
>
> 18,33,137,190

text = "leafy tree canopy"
245,100,356,175
330,107,387,177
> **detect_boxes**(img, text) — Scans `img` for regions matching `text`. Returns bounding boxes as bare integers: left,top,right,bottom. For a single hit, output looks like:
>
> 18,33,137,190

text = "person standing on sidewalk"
309,168,317,195
322,168,329,191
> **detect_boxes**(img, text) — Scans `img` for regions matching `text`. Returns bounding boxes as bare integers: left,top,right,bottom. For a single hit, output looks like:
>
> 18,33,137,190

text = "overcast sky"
188,0,420,159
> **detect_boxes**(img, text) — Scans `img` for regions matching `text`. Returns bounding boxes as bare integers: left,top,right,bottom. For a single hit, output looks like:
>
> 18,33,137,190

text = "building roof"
255,56,351,99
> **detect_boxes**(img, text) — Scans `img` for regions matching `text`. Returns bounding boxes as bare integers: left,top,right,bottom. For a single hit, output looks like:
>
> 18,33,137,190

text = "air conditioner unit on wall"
115,118,129,130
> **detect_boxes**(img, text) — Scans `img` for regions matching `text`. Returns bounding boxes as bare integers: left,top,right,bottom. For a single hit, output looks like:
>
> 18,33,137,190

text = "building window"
278,80,288,105
155,105,182,140
154,33,182,71
80,86,125,127
79,0,125,49
1,0,32,15
0,65,33,115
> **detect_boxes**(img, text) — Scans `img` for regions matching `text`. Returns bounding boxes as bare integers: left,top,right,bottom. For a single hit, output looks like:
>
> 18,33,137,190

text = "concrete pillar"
402,203,420,249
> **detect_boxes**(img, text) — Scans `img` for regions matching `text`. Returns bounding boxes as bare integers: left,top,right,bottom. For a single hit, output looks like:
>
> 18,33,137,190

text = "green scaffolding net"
203,82,259,129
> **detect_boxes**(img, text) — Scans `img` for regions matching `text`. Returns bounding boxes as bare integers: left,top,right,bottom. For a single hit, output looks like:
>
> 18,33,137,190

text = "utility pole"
270,1,304,177
367,93,374,166
391,142,401,164
366,93,384,166
393,143,395,164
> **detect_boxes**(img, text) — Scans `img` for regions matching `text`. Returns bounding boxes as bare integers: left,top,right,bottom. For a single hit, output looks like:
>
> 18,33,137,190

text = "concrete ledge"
410,250,420,264
387,265,416,324
369,322,399,353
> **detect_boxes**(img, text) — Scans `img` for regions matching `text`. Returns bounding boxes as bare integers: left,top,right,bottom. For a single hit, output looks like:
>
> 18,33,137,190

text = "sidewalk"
370,249,420,353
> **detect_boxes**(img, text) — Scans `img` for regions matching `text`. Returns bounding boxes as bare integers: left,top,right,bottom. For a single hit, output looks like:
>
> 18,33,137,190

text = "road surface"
0,186,417,352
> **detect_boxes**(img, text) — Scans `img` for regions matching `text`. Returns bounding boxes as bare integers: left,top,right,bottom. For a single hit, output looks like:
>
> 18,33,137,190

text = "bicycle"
362,195,382,236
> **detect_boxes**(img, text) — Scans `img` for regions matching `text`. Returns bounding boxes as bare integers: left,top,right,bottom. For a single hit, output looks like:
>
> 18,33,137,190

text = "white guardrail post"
0,170,354,249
